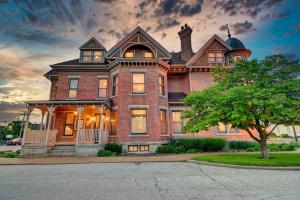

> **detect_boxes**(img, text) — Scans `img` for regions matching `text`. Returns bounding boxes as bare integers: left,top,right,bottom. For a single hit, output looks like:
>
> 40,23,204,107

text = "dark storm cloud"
0,102,26,122
272,11,291,19
137,0,203,18
214,0,283,18
230,21,256,35
156,18,180,31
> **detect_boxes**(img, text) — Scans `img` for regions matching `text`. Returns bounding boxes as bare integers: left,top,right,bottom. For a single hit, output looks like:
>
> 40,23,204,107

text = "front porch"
21,100,112,157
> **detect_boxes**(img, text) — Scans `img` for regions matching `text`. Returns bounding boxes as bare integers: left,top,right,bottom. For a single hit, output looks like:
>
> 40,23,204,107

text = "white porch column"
99,105,104,143
22,106,33,145
76,106,83,145
45,107,54,145
40,109,46,130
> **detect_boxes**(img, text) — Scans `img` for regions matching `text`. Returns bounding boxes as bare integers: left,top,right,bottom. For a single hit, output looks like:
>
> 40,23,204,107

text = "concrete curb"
187,160,300,171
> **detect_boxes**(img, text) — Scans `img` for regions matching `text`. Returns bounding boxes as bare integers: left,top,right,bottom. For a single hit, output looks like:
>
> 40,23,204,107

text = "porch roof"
25,99,111,108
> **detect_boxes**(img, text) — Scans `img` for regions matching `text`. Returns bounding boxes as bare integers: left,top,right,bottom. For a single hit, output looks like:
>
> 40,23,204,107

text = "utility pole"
19,111,27,138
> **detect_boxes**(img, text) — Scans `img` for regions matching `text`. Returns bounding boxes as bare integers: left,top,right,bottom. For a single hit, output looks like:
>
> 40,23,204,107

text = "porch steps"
48,145,76,157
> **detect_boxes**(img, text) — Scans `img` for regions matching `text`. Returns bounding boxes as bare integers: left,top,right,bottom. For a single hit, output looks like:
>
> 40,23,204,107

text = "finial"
226,24,231,38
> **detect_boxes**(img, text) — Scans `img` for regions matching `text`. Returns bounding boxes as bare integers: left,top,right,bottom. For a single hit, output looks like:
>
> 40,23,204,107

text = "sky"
0,0,299,123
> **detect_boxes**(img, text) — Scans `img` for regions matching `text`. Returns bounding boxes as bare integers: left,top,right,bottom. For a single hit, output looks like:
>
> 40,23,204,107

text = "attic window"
124,50,134,58
144,51,153,59
82,50,103,62
208,52,223,64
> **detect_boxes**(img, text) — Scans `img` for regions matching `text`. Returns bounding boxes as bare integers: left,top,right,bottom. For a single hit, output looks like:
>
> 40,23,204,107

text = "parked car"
6,138,22,146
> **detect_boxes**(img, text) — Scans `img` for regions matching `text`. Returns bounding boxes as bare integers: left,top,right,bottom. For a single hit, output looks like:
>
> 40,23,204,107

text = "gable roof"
186,34,232,66
105,27,171,59
79,37,106,50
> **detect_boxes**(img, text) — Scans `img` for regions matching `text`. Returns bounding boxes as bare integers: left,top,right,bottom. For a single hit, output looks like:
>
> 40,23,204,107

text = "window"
95,113,106,130
233,55,243,62
160,110,167,134
110,111,117,135
82,50,103,62
172,111,183,134
128,145,138,152
128,145,150,152
124,50,134,58
132,73,145,94
218,123,239,134
98,79,108,98
112,75,118,96
93,51,103,62
131,109,147,134
159,75,165,96
82,51,92,62
144,51,153,59
68,79,79,99
208,52,224,64
139,145,149,152
64,112,75,136
74,118,84,130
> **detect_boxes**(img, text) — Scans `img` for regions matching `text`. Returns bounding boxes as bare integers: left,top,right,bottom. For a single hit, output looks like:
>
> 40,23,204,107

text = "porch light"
74,111,78,115
105,117,109,121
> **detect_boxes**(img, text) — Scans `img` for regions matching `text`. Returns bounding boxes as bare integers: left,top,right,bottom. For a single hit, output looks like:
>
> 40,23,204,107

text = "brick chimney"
178,24,193,61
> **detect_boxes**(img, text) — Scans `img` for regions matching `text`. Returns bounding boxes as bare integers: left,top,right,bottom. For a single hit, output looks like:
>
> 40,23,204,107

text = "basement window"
128,145,150,152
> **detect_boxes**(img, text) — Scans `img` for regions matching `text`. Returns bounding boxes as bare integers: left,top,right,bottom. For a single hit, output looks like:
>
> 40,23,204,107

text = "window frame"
130,109,147,134
159,74,166,96
124,50,135,58
217,123,240,134
208,52,224,65
112,74,118,97
172,111,183,134
98,78,108,98
64,112,75,136
132,72,145,94
160,109,167,135
68,78,79,99
143,50,154,59
81,50,103,63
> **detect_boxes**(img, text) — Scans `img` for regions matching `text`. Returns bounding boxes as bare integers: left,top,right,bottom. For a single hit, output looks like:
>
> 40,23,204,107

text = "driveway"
0,162,299,200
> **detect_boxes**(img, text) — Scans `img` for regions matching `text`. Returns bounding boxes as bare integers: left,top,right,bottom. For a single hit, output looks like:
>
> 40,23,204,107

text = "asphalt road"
0,162,299,200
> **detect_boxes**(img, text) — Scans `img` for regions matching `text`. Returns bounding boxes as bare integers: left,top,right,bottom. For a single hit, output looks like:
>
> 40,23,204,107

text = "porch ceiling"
25,99,111,108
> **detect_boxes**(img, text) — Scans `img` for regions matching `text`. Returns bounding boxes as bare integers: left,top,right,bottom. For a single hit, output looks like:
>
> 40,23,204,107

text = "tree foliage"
183,55,300,159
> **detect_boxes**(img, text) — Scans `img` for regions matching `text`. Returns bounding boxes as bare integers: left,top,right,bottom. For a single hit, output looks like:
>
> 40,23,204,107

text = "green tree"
183,55,300,159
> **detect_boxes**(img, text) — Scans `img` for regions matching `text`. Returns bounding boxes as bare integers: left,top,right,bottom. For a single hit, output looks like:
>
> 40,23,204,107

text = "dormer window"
124,50,134,58
208,52,223,64
82,50,103,63
144,51,153,59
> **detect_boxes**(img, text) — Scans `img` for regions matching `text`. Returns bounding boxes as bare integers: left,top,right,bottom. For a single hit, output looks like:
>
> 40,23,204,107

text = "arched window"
123,45,154,59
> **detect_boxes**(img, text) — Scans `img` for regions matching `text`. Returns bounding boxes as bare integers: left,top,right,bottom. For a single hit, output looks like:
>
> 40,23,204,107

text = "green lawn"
193,153,300,167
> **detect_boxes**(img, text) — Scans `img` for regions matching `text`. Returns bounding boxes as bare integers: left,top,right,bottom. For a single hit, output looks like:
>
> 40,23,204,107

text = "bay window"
132,73,145,94
131,109,147,134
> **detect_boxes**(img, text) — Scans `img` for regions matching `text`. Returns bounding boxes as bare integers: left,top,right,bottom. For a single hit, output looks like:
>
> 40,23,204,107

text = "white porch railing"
77,129,109,145
23,130,57,146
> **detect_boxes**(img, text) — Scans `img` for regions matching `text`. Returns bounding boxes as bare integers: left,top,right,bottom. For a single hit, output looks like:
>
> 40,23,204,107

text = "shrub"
104,143,122,155
201,138,227,151
186,149,202,154
290,142,300,148
229,141,258,150
268,144,295,151
280,134,290,138
97,150,117,157
156,144,176,154
0,150,20,158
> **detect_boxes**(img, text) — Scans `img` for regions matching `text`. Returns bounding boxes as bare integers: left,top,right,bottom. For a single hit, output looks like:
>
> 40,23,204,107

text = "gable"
186,34,232,66
106,27,171,59
80,37,106,50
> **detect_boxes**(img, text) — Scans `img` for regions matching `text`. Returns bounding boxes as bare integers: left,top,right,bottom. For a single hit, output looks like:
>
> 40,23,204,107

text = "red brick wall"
167,75,190,94
55,72,110,100
111,65,169,143
190,72,215,91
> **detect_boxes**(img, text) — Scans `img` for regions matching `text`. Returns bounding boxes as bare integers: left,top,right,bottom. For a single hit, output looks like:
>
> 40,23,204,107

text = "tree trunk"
292,126,298,142
260,136,269,159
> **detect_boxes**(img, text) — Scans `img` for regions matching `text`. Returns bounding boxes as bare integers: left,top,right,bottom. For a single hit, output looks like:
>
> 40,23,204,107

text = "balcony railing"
77,129,108,145
23,130,57,146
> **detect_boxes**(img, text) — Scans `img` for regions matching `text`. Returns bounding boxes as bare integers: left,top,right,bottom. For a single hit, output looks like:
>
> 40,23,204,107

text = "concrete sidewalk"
0,154,197,165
